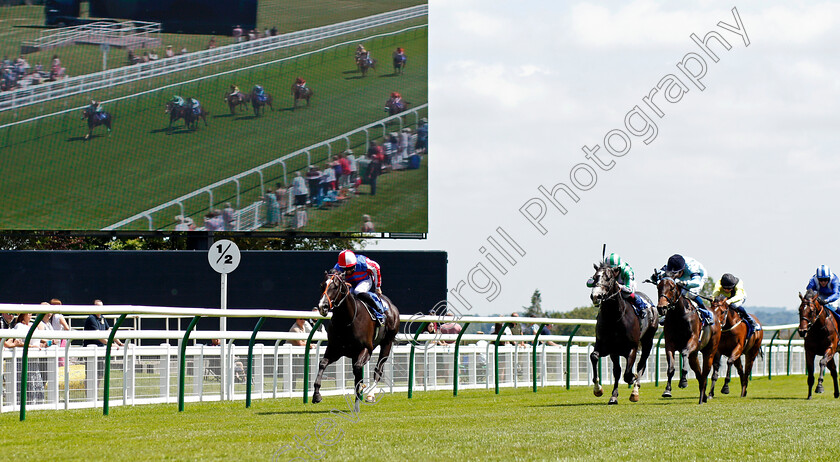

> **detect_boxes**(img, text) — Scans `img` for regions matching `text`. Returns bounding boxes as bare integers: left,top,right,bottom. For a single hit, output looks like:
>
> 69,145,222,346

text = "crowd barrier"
0,304,810,421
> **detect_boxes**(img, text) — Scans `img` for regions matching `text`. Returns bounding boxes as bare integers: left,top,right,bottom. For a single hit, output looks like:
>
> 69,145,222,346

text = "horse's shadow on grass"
68,135,93,142
214,114,235,119
150,127,169,134
235,115,258,121
256,409,333,416
344,75,367,80
342,70,359,75
381,73,402,78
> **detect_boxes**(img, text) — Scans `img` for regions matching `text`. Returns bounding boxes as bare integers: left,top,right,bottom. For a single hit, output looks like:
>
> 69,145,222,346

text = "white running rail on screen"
101,104,428,231
0,5,427,112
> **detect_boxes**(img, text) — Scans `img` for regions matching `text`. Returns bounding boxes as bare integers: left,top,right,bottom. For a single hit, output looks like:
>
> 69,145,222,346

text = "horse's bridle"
657,277,680,309
592,269,622,305
321,273,350,313
800,298,824,333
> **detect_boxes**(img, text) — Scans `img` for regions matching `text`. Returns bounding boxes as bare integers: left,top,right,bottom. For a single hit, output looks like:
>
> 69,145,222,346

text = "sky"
370,0,840,315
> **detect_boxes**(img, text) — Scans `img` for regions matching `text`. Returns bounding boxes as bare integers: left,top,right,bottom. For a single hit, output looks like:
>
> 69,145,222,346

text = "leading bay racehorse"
313,272,400,411
589,262,659,404
798,290,840,399
708,296,764,398
655,276,721,404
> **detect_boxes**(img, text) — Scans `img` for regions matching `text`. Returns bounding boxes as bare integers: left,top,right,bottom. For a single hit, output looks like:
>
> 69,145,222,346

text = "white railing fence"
1,5,428,112
0,304,811,415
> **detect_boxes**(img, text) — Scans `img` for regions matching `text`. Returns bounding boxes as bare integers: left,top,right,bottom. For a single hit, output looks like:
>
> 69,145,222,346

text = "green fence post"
407,321,429,399
452,322,469,397
767,330,780,380
655,331,664,387
103,313,127,416
246,317,266,408
494,322,513,395
178,316,201,412
302,319,324,404
532,323,546,393
19,313,45,422
565,324,581,390
787,329,796,376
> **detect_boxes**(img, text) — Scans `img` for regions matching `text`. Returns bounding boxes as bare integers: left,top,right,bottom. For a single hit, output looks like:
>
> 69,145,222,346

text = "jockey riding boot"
694,295,712,325
626,293,647,318
357,292,385,324
738,308,761,332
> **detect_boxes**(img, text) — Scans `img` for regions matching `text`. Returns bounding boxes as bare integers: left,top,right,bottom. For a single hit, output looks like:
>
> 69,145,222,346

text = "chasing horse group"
79,44,412,140
588,252,839,405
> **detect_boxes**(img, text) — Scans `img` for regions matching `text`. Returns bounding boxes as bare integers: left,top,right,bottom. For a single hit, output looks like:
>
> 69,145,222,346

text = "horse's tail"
758,346,765,360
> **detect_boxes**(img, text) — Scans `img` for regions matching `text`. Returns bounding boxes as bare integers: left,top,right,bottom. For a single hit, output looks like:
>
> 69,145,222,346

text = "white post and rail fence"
0,303,808,422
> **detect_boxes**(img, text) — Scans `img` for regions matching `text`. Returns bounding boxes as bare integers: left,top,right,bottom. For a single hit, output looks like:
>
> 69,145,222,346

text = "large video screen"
0,1,428,236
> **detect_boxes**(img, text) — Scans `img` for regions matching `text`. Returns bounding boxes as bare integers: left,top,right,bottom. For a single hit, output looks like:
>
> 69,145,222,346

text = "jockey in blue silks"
806,265,840,324
334,250,386,324
253,84,266,102
661,254,715,326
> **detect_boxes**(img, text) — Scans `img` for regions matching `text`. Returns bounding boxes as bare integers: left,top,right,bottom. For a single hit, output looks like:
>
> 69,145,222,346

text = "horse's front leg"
590,348,603,397
663,348,675,398
609,353,621,405
678,350,690,389
721,360,733,394
732,356,747,397
709,352,722,399
687,351,706,404
806,350,816,399
312,350,340,404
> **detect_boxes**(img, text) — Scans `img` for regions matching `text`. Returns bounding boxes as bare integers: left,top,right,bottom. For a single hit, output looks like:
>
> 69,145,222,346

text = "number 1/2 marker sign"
208,239,241,274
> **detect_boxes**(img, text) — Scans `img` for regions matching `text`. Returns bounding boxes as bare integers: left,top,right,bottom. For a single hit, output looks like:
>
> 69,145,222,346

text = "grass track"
2,375,839,461
0,28,428,231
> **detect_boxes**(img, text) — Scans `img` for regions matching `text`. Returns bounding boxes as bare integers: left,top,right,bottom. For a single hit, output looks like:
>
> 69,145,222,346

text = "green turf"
0,27,428,232
0,0,426,78
2,375,838,461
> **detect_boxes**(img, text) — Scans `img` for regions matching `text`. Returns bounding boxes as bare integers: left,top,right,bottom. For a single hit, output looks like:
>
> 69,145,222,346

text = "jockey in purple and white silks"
660,254,715,325
806,265,840,324
334,250,386,323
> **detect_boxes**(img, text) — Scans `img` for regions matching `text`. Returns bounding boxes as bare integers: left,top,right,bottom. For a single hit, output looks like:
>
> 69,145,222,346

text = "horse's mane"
804,289,819,300
714,295,728,303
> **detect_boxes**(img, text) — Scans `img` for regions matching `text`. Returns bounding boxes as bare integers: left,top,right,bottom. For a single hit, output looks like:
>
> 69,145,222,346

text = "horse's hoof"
608,398,618,405
835,391,839,399
721,385,730,394
312,394,322,404
662,391,672,398
593,386,603,397
816,385,825,394
629,392,640,403
678,379,688,389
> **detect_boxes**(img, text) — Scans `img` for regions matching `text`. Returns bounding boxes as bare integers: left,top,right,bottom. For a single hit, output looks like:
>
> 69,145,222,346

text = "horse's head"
318,270,349,316
589,262,619,306
656,277,681,316
165,102,174,113
711,295,729,326
798,290,823,338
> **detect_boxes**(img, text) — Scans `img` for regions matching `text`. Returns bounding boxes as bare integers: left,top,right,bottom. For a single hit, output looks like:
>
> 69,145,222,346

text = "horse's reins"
717,304,742,332
800,298,825,334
